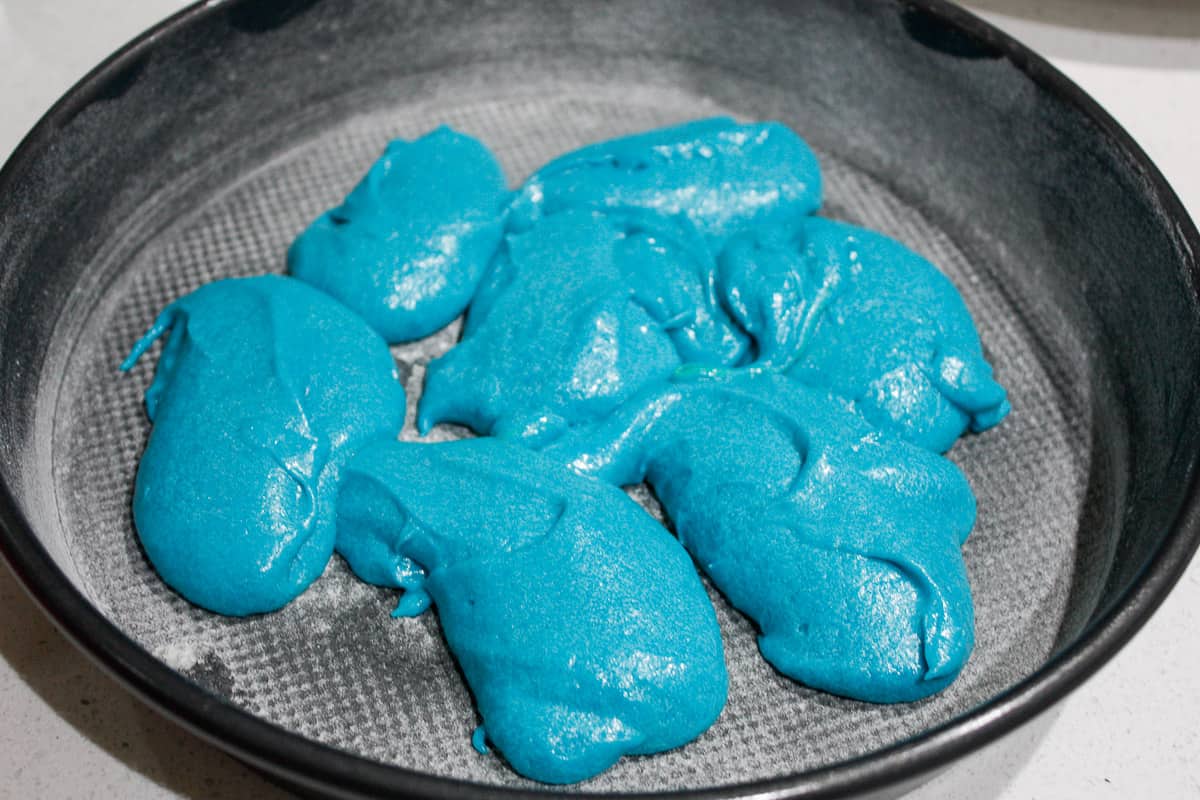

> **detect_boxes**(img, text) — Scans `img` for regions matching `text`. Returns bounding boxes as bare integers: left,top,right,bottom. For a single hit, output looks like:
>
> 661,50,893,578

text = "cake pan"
1,0,1198,797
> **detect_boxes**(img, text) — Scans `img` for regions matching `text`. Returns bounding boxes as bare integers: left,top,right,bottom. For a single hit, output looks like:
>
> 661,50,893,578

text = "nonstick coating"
1,0,1198,797
58,100,1086,790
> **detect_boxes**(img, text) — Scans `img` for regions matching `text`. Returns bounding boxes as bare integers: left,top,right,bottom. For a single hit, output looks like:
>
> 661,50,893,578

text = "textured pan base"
50,86,1090,790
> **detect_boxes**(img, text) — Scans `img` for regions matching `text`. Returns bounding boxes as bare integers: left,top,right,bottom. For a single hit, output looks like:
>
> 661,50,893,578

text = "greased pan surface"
1,1,1198,797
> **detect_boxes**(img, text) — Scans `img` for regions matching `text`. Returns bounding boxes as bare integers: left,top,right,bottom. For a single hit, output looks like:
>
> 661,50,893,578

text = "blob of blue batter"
718,217,1010,452
508,117,823,244
336,437,728,784
543,369,976,703
419,207,747,443
122,276,405,615
288,126,510,343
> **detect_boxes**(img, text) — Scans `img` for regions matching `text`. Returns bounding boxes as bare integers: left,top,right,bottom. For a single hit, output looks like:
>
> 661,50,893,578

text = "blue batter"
288,126,509,343
543,370,976,703
419,207,747,443
122,276,405,615
508,117,823,244
407,126,1003,455
124,118,1010,784
336,437,728,784
718,217,1009,452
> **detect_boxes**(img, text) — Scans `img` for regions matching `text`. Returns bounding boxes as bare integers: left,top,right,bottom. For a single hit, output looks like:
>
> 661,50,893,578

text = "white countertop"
1,2,1197,797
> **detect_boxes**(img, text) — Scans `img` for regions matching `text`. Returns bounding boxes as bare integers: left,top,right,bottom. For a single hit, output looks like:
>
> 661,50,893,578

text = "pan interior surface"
4,0,1195,794
52,90,1091,791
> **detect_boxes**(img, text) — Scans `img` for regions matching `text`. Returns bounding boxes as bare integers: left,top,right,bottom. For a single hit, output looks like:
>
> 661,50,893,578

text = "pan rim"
1,0,1198,797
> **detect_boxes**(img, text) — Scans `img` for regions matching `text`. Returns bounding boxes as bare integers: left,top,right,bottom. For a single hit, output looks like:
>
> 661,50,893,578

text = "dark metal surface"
0,0,1197,797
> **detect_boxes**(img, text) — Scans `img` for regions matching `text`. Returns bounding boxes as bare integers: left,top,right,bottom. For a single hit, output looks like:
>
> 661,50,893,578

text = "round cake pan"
1,0,1198,797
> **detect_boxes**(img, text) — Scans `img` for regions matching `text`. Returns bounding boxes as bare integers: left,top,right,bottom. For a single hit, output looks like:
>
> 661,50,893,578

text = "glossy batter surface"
718,217,1009,452
544,370,976,703
419,207,747,443
508,117,823,243
336,438,728,784
123,276,405,615
288,126,509,343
